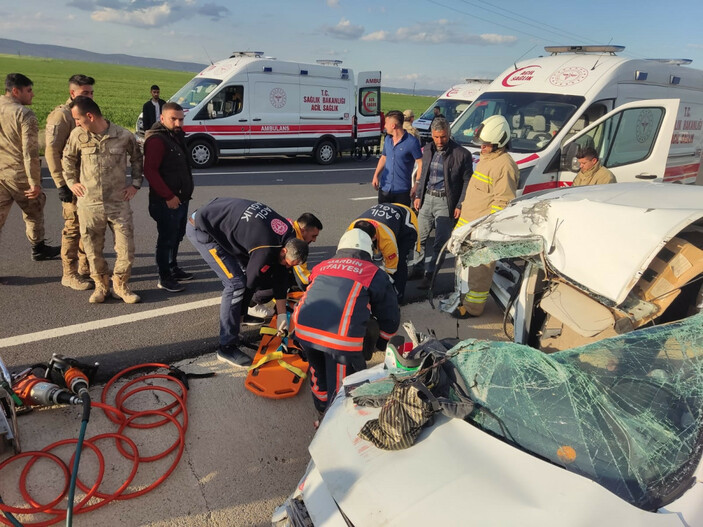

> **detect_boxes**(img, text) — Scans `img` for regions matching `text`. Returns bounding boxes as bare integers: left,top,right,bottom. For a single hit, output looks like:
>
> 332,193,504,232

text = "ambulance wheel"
314,140,336,165
189,139,216,169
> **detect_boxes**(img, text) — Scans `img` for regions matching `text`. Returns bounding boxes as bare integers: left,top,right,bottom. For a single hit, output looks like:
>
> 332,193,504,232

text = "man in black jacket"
186,198,309,367
144,102,194,292
142,85,165,131
412,117,472,288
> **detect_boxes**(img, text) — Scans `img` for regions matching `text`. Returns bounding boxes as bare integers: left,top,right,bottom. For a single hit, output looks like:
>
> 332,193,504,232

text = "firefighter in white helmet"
453,115,519,318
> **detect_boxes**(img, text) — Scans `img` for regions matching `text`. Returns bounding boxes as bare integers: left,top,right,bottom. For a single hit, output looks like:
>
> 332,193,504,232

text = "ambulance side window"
198,85,244,120
569,107,664,168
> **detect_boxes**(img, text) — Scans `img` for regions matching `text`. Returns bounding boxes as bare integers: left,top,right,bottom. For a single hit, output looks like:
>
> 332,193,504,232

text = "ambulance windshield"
452,92,584,153
419,99,472,123
170,78,222,110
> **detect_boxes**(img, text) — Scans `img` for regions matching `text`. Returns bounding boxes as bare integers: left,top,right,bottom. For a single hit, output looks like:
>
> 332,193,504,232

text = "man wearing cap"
402,109,420,140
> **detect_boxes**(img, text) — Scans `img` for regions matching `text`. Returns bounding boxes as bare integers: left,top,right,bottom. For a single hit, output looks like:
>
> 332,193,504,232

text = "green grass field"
0,54,436,132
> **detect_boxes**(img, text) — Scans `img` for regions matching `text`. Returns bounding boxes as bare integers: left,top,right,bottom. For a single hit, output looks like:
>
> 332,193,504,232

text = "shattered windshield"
453,314,703,510
451,92,584,153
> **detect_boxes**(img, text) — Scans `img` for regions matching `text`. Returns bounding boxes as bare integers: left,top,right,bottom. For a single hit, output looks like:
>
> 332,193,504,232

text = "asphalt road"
0,154,455,380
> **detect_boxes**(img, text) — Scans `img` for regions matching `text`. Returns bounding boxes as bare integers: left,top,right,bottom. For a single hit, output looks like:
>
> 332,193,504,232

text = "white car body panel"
306,365,687,526
451,182,703,304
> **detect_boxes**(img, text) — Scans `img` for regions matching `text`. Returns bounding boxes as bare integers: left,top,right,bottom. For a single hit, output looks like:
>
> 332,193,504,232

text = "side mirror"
561,142,580,172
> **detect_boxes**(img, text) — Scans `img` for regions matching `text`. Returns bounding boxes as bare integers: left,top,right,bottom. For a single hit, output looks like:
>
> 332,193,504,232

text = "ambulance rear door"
356,71,382,146
558,99,680,185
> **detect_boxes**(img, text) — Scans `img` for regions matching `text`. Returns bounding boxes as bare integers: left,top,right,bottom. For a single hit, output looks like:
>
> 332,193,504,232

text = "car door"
558,99,680,185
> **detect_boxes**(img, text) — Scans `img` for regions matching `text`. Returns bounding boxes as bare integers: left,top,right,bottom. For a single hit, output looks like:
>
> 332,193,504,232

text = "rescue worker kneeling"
293,229,400,415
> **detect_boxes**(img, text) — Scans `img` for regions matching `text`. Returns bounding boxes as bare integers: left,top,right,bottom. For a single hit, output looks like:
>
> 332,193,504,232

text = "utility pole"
412,82,416,96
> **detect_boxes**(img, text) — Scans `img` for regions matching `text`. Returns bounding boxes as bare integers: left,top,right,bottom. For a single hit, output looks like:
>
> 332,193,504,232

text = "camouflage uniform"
0,93,44,247
45,99,91,285
62,121,143,302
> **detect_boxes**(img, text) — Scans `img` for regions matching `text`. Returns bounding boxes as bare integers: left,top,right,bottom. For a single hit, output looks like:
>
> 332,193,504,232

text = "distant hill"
0,39,444,95
0,38,205,73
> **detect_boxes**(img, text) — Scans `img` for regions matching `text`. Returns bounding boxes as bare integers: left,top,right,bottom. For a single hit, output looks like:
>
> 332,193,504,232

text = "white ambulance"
450,45,703,193
165,52,382,168
412,79,491,143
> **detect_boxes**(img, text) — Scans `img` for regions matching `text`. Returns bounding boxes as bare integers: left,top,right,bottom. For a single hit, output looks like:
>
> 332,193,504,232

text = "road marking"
349,196,378,201
193,168,371,175
0,297,222,348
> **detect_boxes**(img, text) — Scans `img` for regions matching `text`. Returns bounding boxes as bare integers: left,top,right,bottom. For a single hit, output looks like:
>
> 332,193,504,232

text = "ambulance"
164,52,382,168
413,79,491,143
450,45,703,193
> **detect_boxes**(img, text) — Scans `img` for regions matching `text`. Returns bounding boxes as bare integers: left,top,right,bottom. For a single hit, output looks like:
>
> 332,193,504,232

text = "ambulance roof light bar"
230,51,265,58
316,59,344,66
465,78,492,84
544,45,625,55
645,58,693,66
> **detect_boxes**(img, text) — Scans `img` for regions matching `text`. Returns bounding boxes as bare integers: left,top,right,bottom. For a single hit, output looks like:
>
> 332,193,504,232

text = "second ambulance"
451,45,703,193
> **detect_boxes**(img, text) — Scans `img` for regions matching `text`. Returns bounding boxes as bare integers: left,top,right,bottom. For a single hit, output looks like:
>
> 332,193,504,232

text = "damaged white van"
152,52,382,168
412,79,491,143
451,46,703,193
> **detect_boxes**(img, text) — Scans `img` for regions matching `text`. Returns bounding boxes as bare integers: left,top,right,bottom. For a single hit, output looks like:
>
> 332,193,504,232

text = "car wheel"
314,140,336,165
189,139,216,169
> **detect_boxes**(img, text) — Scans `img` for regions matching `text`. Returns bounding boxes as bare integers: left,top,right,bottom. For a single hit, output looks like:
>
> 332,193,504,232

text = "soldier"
45,74,96,290
0,73,60,261
62,96,144,304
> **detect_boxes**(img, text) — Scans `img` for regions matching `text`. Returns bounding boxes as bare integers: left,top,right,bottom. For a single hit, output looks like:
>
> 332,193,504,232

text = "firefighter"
454,115,519,318
347,203,419,303
186,198,309,368
573,146,616,186
45,74,96,291
293,229,400,415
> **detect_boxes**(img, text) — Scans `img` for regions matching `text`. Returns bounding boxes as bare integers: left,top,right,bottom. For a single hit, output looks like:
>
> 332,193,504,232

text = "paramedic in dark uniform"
186,198,309,368
347,203,419,303
293,229,399,415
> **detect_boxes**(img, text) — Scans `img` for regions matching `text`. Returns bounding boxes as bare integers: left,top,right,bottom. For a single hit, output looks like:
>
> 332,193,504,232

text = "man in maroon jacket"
143,102,195,293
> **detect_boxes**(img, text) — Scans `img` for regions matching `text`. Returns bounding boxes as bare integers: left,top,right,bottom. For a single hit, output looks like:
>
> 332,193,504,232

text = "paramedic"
293,229,399,415
413,117,472,289
186,198,309,368
248,212,324,319
0,73,61,262
348,203,419,303
372,110,422,207
62,96,144,304
573,146,616,186
45,74,96,290
455,115,519,318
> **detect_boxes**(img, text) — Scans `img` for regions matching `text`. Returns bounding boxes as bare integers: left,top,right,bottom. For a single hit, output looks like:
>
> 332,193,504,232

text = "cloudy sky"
4,0,703,91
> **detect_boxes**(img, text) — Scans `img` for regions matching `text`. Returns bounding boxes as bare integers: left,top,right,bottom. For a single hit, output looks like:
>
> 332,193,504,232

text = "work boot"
62,273,93,291
112,275,141,304
89,275,110,304
31,241,61,261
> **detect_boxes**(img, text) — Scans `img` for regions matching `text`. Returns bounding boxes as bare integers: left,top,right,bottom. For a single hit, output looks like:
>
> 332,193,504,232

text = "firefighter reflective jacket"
293,248,400,361
347,203,420,275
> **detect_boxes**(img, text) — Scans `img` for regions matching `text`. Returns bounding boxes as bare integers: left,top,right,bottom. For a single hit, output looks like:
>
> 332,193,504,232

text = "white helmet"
338,229,373,256
474,115,511,148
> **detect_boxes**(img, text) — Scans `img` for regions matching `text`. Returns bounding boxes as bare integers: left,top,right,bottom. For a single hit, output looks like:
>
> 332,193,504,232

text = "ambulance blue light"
670,75,681,85
301,70,308,75
635,71,648,81
263,67,273,72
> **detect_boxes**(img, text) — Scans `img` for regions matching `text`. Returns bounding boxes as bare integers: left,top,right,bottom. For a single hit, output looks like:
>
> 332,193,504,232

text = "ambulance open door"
558,99,680,185
356,71,382,147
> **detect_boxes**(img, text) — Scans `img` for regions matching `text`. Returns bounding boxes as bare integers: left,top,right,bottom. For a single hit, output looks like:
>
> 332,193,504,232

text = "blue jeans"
417,193,455,275
148,199,188,279
186,222,246,347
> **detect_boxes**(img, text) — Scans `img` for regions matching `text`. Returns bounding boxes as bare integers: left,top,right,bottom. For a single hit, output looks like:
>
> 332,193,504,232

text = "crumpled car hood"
448,182,703,305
